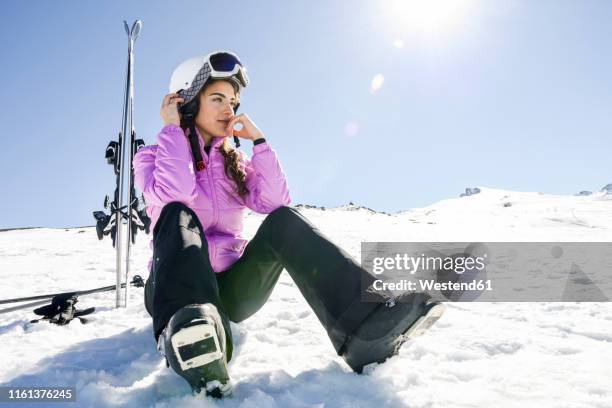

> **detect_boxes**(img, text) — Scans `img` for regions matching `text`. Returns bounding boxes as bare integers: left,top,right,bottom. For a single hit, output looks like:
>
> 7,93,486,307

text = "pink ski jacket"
133,124,291,273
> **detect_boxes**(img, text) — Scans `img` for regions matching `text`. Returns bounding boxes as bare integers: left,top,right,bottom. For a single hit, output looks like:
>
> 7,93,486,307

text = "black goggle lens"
210,52,242,72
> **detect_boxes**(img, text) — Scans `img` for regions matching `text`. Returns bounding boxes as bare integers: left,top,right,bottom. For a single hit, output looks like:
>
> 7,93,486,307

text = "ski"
93,20,150,309
0,275,145,306
0,275,145,316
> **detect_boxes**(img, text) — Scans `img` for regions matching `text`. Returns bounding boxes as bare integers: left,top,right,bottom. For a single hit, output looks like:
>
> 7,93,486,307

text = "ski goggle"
206,51,250,88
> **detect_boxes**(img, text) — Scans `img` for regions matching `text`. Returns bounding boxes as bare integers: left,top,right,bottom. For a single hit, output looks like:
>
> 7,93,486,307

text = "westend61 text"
373,279,493,292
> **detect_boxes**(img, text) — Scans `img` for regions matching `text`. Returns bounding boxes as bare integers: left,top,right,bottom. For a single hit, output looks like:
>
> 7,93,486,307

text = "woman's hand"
226,113,264,141
160,93,184,126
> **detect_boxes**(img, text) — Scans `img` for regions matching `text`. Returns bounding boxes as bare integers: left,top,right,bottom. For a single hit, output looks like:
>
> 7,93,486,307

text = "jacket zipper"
202,143,219,268
205,146,219,229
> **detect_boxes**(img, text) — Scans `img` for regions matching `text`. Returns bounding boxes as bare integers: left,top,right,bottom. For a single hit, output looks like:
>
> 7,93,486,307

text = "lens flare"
370,74,385,94
344,121,359,136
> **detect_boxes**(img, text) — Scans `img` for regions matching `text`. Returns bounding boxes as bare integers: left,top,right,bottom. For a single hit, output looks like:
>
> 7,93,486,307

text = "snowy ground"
0,187,611,407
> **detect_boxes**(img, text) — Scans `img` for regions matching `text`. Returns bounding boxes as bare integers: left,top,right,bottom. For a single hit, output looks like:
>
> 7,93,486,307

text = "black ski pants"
144,202,380,362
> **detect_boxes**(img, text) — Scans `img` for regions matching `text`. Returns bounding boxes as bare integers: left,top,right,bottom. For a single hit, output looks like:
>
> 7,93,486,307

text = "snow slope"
0,187,611,407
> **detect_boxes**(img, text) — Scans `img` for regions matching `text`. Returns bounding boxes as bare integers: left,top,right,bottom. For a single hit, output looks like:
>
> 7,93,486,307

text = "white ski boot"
160,304,232,398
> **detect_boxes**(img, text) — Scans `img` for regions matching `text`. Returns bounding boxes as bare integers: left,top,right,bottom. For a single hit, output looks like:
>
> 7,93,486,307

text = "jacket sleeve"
243,141,291,213
133,124,197,206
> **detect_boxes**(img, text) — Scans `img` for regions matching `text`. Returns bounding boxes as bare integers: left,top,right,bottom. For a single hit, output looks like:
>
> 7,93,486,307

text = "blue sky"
0,0,610,228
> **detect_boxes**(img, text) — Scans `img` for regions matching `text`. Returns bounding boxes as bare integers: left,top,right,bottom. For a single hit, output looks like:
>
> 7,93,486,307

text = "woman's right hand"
160,93,184,126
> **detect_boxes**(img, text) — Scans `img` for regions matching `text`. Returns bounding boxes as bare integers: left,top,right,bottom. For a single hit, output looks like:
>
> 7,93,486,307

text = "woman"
133,51,444,398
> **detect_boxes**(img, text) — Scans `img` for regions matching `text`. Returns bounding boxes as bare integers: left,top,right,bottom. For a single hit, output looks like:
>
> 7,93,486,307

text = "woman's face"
194,80,239,139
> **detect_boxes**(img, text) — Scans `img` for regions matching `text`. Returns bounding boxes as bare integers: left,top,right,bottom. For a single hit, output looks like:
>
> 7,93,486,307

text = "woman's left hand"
225,113,264,141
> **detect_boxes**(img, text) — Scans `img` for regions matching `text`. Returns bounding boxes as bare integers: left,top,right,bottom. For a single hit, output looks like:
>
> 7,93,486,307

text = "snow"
1,187,611,407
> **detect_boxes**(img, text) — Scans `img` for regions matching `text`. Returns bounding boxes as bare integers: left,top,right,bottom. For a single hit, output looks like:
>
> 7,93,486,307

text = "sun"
381,0,477,36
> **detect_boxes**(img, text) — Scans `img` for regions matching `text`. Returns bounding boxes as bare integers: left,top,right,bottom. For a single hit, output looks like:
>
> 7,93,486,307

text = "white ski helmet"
169,50,249,106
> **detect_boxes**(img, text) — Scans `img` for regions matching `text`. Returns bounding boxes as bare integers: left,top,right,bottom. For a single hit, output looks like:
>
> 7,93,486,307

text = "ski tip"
132,20,142,38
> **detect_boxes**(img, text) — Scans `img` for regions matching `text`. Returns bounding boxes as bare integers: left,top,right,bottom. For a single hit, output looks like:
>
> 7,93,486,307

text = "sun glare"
382,0,476,36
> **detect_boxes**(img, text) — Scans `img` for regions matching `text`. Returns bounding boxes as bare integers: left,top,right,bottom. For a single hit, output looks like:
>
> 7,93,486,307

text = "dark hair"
180,79,249,198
